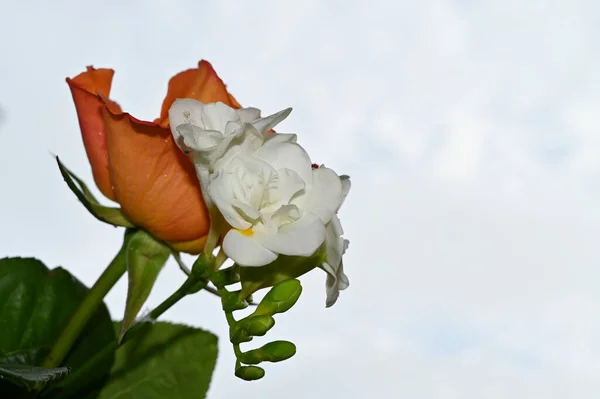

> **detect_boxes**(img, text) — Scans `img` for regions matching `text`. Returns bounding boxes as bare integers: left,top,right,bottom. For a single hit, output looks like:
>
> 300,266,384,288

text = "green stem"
203,225,219,257
146,277,205,321
49,274,208,398
213,247,228,271
40,234,129,371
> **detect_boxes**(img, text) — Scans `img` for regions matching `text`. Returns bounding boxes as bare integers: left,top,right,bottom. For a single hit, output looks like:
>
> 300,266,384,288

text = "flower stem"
39,231,131,371
46,272,208,397
147,276,206,321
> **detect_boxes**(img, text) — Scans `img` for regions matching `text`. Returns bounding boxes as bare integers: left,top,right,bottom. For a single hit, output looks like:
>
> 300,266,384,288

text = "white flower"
169,99,292,170
211,145,344,267
168,99,350,284
321,174,351,307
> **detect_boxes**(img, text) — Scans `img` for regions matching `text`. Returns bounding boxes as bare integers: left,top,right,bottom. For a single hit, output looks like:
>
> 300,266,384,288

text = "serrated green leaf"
0,257,116,396
0,364,70,391
92,322,218,399
56,156,134,228
120,231,170,341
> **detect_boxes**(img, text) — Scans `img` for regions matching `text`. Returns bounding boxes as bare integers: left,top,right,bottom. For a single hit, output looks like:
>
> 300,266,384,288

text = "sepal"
56,156,134,227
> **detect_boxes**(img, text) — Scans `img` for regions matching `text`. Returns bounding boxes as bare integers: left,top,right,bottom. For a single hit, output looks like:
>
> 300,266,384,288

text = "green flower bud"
230,315,275,344
230,327,252,344
243,315,275,336
211,265,240,288
221,290,248,312
254,279,302,316
235,365,265,381
239,248,326,297
239,340,296,365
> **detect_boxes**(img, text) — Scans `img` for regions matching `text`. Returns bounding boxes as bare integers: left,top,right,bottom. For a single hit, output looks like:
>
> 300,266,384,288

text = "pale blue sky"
2,0,600,397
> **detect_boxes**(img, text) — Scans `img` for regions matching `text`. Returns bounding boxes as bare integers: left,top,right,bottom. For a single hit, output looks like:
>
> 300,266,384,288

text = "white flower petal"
263,133,298,144
237,107,262,123
253,142,313,185
258,211,326,257
340,175,351,209
223,229,278,267
252,107,292,133
169,99,205,148
207,172,251,230
324,260,349,308
231,199,262,222
324,215,345,268
271,204,301,226
322,215,350,307
296,167,343,224
176,124,223,153
212,124,264,170
200,102,240,132
260,168,305,213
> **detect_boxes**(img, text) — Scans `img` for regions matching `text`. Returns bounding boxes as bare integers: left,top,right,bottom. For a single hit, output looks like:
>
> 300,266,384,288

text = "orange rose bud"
67,67,119,200
67,60,241,253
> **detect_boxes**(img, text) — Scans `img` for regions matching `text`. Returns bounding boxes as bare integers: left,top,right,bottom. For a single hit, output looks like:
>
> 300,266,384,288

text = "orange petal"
67,67,120,200
155,60,242,127
169,236,207,255
103,108,210,246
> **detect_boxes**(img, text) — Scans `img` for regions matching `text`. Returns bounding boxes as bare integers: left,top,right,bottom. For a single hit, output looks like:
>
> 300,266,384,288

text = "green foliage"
56,157,134,228
120,230,170,341
91,322,218,399
0,257,116,396
0,364,70,391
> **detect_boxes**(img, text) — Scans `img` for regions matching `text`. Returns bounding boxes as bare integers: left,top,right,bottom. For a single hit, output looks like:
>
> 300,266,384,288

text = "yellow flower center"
237,228,254,237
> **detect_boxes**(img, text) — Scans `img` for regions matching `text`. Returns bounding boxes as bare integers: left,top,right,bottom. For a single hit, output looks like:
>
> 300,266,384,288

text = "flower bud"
243,315,276,336
239,340,296,365
254,279,302,316
239,249,326,298
221,290,248,312
235,366,265,381
230,315,275,344
211,266,240,288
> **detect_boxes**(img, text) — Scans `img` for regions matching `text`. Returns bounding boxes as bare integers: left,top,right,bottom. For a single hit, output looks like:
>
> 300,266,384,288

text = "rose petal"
66,66,120,200
157,60,242,127
103,108,209,252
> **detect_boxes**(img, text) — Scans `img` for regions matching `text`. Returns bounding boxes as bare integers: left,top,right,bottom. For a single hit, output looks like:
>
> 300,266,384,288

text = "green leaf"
239,248,326,297
0,364,70,391
93,322,218,399
0,257,116,395
56,156,134,228
120,231,170,341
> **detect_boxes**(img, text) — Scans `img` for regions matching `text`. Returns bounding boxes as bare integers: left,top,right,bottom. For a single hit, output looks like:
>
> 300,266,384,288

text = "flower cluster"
169,100,350,306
